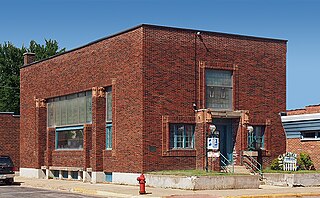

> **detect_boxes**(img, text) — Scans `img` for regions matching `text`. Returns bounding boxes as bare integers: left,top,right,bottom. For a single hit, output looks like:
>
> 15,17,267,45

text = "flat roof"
21,24,288,69
282,113,320,123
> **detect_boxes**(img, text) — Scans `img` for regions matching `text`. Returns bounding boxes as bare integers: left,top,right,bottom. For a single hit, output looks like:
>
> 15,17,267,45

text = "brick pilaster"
91,87,106,171
195,122,206,170
35,98,47,169
46,128,55,167
83,124,92,169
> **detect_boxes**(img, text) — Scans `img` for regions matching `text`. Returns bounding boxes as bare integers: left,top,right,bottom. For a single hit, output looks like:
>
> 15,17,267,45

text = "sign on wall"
207,137,219,150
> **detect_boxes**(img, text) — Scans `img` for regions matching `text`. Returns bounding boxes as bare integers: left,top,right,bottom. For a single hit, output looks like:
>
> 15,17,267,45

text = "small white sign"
208,151,220,158
207,137,219,150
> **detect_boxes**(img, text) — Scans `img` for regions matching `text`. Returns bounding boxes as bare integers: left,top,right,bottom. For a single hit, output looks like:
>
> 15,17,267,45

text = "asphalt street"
0,183,100,198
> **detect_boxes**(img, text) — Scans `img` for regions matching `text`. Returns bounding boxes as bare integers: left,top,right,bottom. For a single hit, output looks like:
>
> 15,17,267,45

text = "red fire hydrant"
137,173,146,194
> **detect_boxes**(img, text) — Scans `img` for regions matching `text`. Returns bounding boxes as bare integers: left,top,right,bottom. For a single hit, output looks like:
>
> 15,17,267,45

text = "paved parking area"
0,183,100,198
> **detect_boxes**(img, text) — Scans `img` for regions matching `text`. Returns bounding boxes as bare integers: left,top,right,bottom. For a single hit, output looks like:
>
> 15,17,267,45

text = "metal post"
205,131,208,172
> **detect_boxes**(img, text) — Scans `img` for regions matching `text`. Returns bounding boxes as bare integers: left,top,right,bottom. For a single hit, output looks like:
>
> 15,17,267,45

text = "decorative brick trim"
198,61,235,110
34,97,46,108
92,87,106,98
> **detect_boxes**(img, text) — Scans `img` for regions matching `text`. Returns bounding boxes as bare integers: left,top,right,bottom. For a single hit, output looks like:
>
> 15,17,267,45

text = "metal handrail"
220,153,234,173
242,155,262,177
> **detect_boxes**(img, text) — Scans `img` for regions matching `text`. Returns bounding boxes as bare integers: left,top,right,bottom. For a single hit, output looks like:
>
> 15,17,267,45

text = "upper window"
301,131,320,140
106,87,112,122
170,124,195,149
47,91,92,127
206,70,233,110
106,87,112,150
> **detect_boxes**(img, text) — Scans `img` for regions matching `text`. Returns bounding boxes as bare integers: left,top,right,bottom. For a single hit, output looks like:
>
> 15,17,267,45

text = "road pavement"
8,176,320,198
0,183,100,198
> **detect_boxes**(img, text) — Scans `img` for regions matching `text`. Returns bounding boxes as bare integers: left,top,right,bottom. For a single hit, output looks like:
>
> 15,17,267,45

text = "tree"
0,40,65,114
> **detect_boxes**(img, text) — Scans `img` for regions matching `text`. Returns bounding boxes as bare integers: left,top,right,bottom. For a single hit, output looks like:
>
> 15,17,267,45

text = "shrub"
297,152,314,170
270,157,282,170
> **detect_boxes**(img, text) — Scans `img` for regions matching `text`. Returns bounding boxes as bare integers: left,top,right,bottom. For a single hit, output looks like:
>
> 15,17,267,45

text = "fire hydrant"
137,173,146,194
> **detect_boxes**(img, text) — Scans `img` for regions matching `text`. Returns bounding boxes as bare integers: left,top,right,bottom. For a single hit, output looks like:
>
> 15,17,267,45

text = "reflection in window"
56,127,83,150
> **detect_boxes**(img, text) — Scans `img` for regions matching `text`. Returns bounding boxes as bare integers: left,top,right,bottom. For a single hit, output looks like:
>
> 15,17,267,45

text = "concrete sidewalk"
15,176,320,198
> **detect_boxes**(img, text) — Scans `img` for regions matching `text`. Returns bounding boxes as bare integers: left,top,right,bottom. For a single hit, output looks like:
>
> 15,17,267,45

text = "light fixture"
209,124,216,134
247,126,254,133
192,103,197,111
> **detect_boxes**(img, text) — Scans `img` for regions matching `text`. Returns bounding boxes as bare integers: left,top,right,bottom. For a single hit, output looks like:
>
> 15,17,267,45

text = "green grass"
146,169,246,176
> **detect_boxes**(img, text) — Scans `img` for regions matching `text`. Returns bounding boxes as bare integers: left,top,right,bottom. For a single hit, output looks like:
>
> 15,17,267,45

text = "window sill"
301,138,320,141
162,149,196,157
55,149,84,151
103,149,116,157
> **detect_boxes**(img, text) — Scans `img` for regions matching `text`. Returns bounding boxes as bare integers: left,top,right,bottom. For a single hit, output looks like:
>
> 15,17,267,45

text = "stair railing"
220,153,234,173
242,155,263,178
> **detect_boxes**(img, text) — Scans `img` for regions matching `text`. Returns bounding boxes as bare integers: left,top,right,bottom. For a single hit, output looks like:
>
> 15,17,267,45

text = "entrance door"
214,119,234,165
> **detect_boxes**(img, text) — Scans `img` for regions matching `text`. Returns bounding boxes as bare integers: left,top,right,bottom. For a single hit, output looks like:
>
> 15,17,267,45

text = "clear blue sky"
1,0,319,110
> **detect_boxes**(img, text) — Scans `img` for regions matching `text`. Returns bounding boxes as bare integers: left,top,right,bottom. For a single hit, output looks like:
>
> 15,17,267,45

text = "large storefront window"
206,70,233,110
47,91,92,127
56,126,84,150
170,124,195,149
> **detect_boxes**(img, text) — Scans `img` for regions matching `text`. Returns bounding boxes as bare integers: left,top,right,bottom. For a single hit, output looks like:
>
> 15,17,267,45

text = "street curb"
18,178,161,198
72,187,132,197
226,192,320,198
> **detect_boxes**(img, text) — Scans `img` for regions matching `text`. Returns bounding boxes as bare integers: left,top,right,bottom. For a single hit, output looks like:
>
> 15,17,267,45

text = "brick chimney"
23,52,36,65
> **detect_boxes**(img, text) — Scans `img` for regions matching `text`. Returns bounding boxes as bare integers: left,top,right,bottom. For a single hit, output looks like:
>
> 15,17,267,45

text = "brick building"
282,105,320,169
20,24,287,183
0,112,20,168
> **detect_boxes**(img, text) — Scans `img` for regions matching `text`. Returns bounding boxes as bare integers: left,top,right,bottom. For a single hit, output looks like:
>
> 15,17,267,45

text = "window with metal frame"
206,70,233,110
248,126,265,150
47,91,92,127
169,124,195,149
56,126,84,150
301,131,320,140
106,87,112,150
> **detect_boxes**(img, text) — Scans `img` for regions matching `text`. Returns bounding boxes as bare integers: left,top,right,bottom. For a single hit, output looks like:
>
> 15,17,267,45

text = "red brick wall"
142,25,287,170
20,27,144,172
288,105,320,115
20,24,287,173
287,138,320,170
0,113,20,168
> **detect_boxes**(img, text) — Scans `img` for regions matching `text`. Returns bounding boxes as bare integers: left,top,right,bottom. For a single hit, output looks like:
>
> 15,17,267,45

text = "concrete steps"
224,165,252,174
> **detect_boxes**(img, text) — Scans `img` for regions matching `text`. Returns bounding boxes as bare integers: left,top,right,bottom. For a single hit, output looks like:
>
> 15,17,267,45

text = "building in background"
0,112,20,168
20,24,287,183
282,105,320,169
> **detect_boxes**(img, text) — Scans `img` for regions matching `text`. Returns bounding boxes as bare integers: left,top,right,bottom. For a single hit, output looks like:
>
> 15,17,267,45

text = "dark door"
214,119,234,166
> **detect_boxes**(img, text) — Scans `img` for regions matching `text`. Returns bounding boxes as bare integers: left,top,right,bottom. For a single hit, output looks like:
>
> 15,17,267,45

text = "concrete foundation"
264,173,320,187
112,172,141,185
91,171,105,183
145,174,260,190
20,168,46,179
